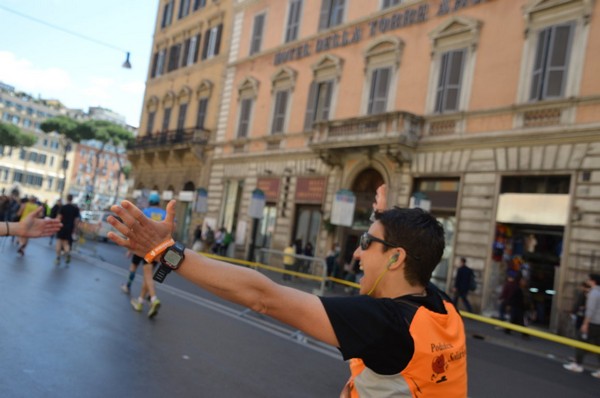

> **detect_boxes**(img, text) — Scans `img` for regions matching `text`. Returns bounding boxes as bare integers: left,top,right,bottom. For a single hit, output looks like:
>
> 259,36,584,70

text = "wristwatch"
153,241,186,283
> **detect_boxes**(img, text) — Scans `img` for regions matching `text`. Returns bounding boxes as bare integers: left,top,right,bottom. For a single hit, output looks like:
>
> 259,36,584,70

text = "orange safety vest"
346,301,467,397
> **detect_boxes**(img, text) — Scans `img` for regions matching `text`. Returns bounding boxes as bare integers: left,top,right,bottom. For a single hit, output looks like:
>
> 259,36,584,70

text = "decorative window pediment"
237,76,260,98
177,86,192,103
311,54,344,81
146,96,159,112
196,79,213,98
429,16,481,51
162,91,176,107
271,66,297,92
364,36,404,69
524,0,592,28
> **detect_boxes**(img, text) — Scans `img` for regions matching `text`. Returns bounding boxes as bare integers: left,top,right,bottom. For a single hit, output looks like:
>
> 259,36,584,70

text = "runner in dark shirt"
55,194,80,265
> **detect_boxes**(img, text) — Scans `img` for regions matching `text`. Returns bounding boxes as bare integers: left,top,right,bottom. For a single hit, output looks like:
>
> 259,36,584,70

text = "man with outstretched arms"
107,185,467,397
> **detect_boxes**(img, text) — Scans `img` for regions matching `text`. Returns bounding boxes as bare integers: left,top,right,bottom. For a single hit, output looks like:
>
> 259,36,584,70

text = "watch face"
163,250,182,268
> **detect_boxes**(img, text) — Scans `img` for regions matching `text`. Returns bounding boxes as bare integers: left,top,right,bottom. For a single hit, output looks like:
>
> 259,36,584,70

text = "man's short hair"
374,207,445,286
67,194,73,201
589,273,600,285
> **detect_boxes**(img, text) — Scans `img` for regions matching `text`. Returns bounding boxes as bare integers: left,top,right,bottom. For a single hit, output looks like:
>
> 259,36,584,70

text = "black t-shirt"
58,204,80,234
319,284,449,375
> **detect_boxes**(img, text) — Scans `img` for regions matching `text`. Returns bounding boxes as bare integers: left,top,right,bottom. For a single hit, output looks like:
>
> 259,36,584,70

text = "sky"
0,0,159,128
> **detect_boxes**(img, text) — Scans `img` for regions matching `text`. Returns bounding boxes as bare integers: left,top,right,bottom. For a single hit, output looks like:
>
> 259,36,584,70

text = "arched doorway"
339,168,385,267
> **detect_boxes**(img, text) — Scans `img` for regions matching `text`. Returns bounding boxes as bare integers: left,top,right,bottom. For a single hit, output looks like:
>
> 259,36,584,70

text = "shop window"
294,205,321,251
256,205,278,249
219,180,244,235
285,0,303,43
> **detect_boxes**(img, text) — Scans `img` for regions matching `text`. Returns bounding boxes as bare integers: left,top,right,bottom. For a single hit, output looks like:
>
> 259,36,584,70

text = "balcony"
128,127,210,152
309,111,423,165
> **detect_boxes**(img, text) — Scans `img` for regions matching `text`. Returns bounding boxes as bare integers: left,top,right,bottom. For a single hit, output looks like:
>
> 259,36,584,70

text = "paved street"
1,237,598,397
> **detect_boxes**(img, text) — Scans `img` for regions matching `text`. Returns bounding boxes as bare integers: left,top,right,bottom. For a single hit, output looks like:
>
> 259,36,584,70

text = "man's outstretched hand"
107,200,176,257
20,206,62,237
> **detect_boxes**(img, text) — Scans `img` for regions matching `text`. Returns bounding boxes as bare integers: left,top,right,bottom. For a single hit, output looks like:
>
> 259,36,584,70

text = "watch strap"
153,264,172,283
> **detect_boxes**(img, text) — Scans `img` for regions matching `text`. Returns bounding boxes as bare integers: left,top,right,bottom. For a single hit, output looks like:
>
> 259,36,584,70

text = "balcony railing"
128,128,210,150
310,111,423,148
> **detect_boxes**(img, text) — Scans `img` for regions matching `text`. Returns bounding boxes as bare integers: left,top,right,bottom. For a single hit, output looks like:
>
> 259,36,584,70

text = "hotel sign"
274,0,487,65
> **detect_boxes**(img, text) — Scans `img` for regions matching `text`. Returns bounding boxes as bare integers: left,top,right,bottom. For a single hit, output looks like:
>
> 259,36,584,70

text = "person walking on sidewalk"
48,199,62,246
563,273,600,378
107,184,468,397
129,193,165,319
55,194,80,266
452,257,474,312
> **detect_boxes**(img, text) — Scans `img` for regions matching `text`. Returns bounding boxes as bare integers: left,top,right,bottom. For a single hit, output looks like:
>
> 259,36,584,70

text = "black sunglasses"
359,232,420,261
360,232,399,250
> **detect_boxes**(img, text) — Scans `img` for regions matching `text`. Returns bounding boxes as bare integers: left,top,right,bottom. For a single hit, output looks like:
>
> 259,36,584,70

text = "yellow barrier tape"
461,311,600,354
197,251,599,354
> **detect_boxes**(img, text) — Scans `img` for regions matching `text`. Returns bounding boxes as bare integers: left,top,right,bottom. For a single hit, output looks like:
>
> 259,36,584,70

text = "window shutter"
250,15,265,55
151,52,159,77
318,0,332,31
320,80,333,121
271,91,289,134
214,24,223,56
177,103,187,131
193,34,201,63
238,99,253,138
368,68,390,114
444,50,464,112
285,0,302,43
162,108,172,132
202,28,210,60
183,39,191,66
303,82,318,130
530,28,548,101
544,23,572,98
196,98,208,129
331,0,345,27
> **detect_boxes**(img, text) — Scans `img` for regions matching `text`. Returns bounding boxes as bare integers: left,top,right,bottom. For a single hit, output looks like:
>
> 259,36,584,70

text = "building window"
237,98,253,138
183,34,201,67
151,49,167,78
427,16,480,117
304,80,333,130
434,49,465,113
161,0,174,28
177,103,188,132
162,108,172,132
530,23,573,101
178,0,190,19
285,0,303,43
167,43,182,72
368,67,392,115
202,24,223,60
193,0,206,11
271,90,289,134
147,111,156,135
382,0,401,9
47,177,54,190
318,0,345,31
196,97,209,129
250,13,266,56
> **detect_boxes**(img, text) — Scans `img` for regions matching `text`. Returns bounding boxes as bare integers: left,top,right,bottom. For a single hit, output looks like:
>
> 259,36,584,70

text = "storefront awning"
496,193,570,226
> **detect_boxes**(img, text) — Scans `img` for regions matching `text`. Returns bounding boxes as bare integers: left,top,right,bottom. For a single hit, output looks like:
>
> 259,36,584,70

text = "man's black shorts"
131,254,146,266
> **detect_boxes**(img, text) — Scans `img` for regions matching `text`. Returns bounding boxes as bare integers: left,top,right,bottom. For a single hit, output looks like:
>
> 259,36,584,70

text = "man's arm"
108,200,339,347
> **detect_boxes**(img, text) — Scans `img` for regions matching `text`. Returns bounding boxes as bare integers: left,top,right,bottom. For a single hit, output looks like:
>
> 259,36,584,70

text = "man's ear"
386,253,401,269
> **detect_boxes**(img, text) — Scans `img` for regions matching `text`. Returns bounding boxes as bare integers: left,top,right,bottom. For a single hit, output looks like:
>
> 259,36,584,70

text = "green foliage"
0,121,37,147
40,115,80,142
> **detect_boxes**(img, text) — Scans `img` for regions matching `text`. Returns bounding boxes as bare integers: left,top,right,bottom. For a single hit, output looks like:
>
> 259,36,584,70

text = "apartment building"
0,83,71,203
201,0,599,332
130,0,235,241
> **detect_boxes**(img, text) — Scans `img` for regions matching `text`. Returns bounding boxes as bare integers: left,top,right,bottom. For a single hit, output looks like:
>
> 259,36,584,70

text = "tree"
75,119,134,205
0,121,37,147
40,116,82,198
